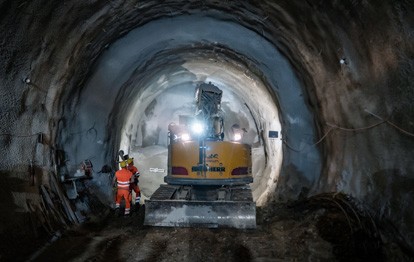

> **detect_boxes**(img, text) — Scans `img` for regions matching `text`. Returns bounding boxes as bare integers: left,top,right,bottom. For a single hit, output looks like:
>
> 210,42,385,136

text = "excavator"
144,82,256,228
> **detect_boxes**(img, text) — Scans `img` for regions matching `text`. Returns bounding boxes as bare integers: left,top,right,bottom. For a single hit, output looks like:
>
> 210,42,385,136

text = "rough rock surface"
0,0,413,259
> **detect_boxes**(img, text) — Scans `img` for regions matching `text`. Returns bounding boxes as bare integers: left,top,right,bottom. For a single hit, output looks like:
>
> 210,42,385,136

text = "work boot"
134,203,140,212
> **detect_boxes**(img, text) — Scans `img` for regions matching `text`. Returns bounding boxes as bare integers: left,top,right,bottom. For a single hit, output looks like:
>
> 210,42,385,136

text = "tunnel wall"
0,0,414,256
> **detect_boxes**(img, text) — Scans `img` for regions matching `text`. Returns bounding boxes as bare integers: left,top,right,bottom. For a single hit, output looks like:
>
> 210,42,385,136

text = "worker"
126,157,141,209
113,160,134,216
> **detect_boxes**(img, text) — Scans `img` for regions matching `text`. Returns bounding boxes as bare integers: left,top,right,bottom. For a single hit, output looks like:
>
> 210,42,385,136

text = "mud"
27,193,411,262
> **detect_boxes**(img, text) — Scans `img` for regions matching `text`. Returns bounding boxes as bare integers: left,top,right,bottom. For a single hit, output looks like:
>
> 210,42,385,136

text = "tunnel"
1,0,413,261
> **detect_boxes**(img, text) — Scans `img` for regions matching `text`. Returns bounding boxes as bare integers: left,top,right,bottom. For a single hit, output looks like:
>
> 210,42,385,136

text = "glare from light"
234,133,242,141
181,133,191,141
192,122,204,134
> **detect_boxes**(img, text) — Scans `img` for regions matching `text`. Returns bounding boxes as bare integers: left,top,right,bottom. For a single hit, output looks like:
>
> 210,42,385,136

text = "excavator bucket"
144,185,256,229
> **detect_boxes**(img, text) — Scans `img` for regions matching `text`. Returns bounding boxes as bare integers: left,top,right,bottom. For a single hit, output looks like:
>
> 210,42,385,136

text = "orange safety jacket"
128,164,139,175
115,168,133,190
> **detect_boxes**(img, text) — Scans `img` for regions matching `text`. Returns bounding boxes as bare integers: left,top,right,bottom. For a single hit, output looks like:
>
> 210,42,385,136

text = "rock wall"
0,0,413,257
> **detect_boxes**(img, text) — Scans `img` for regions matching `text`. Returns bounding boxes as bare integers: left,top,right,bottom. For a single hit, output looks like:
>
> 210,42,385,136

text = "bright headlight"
233,133,242,141
191,122,204,134
181,133,191,141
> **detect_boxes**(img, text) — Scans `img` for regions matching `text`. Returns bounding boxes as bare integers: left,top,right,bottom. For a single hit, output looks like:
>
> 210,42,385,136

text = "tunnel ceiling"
1,0,414,252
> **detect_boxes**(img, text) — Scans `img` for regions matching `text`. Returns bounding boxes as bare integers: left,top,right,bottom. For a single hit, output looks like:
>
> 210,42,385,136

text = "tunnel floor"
26,193,410,262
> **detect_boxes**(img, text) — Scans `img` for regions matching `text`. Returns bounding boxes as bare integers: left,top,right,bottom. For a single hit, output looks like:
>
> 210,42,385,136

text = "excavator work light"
233,133,242,141
181,133,191,141
191,122,204,135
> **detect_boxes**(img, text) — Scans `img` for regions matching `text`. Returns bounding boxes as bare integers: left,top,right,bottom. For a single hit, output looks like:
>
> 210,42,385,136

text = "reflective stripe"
117,181,130,189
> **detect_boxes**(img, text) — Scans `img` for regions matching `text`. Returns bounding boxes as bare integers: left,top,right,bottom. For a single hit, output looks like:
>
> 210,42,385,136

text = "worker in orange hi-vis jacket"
113,160,134,216
126,157,141,208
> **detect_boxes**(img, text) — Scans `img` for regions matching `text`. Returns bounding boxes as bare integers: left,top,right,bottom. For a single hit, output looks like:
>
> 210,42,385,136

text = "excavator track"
144,185,256,229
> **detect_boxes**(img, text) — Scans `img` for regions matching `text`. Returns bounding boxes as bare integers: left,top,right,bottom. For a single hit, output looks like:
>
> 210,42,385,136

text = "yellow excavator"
144,82,256,228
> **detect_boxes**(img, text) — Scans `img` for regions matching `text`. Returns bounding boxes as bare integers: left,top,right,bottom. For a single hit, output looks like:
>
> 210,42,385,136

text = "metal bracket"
178,186,192,200
217,188,227,201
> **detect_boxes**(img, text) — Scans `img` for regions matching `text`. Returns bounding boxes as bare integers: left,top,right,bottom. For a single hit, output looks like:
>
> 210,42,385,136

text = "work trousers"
115,188,132,215
131,183,141,204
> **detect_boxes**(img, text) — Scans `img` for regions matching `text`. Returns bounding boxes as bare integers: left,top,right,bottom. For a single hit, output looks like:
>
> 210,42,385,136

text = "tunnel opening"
114,65,283,207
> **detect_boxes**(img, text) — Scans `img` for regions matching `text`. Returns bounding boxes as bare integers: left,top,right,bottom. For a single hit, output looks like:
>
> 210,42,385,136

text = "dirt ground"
29,193,411,262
